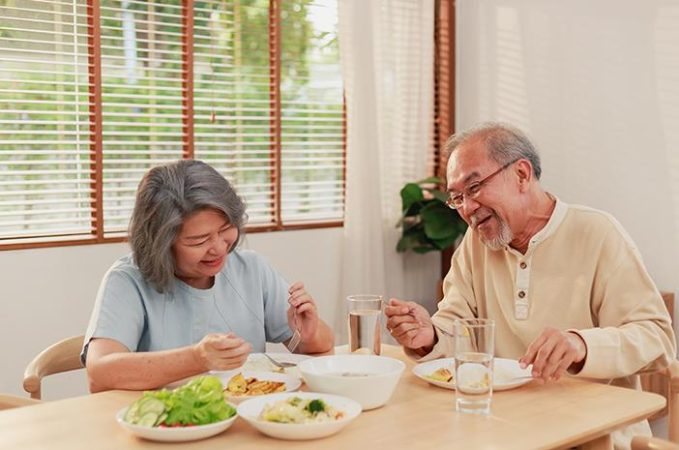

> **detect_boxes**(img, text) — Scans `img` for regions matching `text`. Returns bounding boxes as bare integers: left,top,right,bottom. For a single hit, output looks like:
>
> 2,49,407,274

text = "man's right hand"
384,298,436,352
194,332,251,371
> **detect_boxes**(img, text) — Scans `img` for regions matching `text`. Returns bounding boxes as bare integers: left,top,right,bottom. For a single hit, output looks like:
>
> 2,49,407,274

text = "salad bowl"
116,406,237,442
237,392,361,440
116,375,238,442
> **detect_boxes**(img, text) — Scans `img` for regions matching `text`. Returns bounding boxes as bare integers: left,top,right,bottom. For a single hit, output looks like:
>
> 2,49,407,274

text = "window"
0,0,345,249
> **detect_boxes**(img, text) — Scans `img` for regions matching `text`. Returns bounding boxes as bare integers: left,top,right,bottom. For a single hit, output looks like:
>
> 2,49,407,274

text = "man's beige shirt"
416,197,676,449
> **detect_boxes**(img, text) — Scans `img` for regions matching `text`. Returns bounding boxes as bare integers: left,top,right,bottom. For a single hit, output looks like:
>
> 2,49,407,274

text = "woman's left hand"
287,281,319,343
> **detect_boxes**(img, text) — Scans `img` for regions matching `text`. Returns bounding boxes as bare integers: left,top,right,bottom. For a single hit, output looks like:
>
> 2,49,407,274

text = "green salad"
123,375,236,428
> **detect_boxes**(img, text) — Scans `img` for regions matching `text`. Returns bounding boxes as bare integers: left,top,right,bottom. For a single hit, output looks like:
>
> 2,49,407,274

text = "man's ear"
514,159,533,191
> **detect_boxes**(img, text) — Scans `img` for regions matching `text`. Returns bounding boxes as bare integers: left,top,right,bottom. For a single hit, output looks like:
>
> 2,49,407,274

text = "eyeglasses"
446,159,518,210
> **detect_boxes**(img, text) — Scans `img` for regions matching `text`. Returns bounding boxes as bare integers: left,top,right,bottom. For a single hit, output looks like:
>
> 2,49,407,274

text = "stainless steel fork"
287,311,302,353
263,353,297,369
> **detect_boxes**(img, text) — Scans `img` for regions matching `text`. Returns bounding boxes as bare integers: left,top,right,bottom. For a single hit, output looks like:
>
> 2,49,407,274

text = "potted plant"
396,176,467,281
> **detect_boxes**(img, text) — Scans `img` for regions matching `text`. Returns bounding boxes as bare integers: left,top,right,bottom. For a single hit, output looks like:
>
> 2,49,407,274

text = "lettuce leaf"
127,375,236,427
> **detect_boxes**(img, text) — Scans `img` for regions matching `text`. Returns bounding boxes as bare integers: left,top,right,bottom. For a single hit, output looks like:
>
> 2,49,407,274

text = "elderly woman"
82,160,334,392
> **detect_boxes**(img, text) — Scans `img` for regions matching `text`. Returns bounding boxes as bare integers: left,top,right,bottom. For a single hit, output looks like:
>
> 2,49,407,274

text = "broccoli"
305,399,327,414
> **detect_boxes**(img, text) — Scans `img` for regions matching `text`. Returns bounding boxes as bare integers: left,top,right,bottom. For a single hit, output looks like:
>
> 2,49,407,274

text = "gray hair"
444,122,542,180
128,159,246,292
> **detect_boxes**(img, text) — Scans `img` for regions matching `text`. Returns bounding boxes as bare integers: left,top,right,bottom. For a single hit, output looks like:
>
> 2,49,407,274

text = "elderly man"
385,122,676,449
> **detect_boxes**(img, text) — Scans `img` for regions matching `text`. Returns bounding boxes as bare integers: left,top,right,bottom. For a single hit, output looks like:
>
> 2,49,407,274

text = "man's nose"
460,195,481,217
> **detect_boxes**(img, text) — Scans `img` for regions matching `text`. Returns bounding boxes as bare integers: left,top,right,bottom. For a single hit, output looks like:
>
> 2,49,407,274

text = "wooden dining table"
0,345,665,450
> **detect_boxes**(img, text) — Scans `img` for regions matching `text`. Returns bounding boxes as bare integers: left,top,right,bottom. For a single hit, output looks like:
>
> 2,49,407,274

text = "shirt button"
518,290,526,299
520,262,527,269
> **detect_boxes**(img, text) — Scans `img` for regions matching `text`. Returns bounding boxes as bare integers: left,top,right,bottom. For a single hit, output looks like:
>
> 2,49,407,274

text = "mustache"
470,210,495,228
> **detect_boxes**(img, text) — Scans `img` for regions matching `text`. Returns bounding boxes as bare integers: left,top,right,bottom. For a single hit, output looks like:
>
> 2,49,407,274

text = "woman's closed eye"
188,238,210,247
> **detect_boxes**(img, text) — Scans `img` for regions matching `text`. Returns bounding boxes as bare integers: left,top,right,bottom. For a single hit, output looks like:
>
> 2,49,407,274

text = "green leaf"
400,183,424,211
431,233,458,250
403,201,424,218
421,203,460,239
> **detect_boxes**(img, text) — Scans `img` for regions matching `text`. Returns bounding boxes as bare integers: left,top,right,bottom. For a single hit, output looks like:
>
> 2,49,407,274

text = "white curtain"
336,0,439,342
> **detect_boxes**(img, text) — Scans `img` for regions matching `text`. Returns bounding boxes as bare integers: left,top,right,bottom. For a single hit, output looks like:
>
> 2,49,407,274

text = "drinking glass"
347,294,383,355
454,318,495,415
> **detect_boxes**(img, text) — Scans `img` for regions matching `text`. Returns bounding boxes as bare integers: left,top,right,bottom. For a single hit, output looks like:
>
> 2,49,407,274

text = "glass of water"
454,318,495,415
347,294,383,355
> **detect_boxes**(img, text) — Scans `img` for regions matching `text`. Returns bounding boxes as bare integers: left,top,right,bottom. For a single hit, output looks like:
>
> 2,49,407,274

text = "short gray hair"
129,159,246,292
444,122,542,180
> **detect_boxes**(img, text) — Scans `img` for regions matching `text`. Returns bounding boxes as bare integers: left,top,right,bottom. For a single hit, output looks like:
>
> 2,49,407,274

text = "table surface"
0,345,665,450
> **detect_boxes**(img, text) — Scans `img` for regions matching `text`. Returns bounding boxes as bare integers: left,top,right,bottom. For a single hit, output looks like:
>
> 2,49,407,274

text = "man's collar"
505,193,567,255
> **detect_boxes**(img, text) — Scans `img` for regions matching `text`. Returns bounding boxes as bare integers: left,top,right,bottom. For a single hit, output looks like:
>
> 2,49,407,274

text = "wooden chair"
666,359,679,443
632,436,679,450
23,335,84,400
0,394,40,411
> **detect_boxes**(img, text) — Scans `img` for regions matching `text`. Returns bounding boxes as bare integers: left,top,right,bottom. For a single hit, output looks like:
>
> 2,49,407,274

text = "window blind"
99,0,186,235
0,0,345,248
280,0,344,223
0,1,92,241
193,0,275,225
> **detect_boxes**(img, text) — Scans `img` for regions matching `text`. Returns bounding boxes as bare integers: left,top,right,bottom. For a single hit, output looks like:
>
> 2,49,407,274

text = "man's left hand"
519,328,587,382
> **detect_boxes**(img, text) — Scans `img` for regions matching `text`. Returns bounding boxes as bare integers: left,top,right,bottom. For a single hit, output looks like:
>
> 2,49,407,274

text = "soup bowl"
298,354,405,410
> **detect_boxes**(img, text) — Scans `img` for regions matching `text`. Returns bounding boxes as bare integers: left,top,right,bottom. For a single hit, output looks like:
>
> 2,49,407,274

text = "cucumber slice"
137,412,160,427
124,397,166,426
138,398,165,416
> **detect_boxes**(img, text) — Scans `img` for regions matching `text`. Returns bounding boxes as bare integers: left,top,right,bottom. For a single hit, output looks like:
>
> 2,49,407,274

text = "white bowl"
115,405,237,442
237,392,361,440
298,354,405,410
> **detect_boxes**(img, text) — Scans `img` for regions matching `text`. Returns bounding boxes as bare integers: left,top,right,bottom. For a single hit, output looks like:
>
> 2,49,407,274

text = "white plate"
219,370,301,399
115,405,237,442
412,357,533,391
237,392,361,440
166,369,301,397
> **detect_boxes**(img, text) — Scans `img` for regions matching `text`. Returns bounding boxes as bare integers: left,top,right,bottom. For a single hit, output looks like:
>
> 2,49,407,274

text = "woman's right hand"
193,332,251,371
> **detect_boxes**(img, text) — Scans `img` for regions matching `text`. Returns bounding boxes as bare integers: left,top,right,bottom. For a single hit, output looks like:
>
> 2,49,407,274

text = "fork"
288,328,302,353
263,353,297,369
287,310,302,353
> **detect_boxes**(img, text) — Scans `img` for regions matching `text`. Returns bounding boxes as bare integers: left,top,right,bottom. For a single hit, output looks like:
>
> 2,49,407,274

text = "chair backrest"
631,436,679,450
23,335,85,400
0,394,41,411
667,359,679,443
640,292,675,421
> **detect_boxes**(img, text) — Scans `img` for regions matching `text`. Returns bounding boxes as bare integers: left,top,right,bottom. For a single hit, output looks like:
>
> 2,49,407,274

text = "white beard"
479,214,513,251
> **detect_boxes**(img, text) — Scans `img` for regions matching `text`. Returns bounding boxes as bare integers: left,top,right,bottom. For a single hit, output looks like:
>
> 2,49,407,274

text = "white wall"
0,227,342,400
457,0,679,307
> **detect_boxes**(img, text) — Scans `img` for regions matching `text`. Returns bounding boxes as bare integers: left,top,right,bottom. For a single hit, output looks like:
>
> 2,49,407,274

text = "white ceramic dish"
166,369,301,396
298,354,405,410
115,405,237,442
412,357,533,391
237,392,361,440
